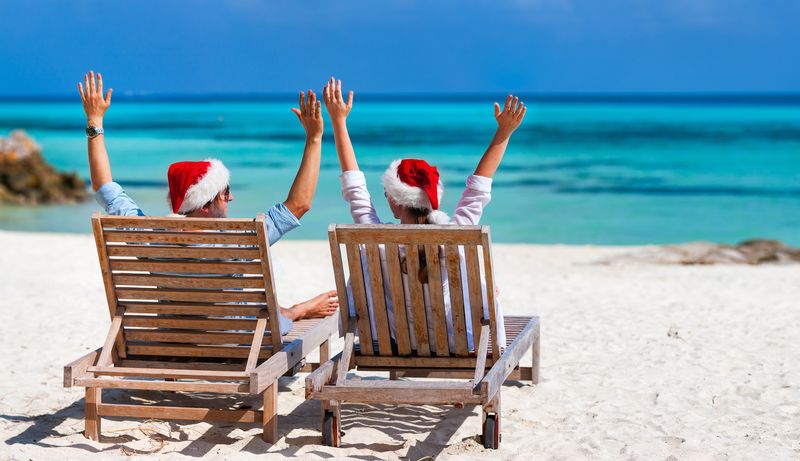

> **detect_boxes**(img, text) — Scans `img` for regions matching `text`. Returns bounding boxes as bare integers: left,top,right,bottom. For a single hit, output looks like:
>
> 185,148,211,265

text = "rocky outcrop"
601,239,800,265
0,130,89,205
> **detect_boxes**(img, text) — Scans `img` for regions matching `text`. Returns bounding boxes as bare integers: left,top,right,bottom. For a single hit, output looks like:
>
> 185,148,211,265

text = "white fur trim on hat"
382,159,444,210
177,159,230,214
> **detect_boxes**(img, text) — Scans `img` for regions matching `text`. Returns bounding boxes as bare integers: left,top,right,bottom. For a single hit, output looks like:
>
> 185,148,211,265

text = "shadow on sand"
2,376,474,458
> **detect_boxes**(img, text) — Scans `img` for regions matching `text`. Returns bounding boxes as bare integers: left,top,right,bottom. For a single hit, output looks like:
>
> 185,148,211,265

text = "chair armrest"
305,351,343,399
476,316,540,400
64,348,101,387
249,313,341,394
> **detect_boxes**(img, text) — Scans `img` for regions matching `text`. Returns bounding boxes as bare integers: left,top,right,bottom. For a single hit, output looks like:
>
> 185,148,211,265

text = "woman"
323,77,526,352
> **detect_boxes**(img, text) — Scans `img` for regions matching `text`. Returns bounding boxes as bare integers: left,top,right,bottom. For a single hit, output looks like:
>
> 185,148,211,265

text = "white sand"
0,230,798,460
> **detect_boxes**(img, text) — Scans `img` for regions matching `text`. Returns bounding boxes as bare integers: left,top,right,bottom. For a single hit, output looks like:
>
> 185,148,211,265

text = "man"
78,71,338,332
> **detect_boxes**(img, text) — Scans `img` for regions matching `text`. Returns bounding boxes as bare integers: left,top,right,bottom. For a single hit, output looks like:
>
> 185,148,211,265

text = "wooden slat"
445,245,469,356
107,245,260,259
312,381,482,405
103,230,257,245
126,343,273,359
404,244,430,356
88,366,248,380
364,244,392,355
75,377,249,393
99,216,258,231
345,243,374,355
384,244,411,355
122,315,258,330
98,403,262,422
424,245,450,356
119,359,246,371
115,287,266,303
110,259,262,274
255,214,284,351
328,226,350,335
114,274,265,289
354,354,490,369
121,302,262,316
124,329,259,345
480,230,500,360
92,214,127,357
464,245,484,352
335,225,483,246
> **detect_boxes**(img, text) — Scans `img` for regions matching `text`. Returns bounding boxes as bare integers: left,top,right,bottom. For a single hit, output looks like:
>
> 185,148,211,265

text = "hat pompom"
427,210,451,225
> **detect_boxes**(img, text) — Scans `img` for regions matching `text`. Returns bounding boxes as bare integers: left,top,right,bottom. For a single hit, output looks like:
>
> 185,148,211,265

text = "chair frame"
64,212,339,443
306,224,540,448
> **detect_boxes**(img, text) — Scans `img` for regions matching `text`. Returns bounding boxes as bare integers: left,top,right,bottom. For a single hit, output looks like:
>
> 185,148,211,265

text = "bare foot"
287,290,339,320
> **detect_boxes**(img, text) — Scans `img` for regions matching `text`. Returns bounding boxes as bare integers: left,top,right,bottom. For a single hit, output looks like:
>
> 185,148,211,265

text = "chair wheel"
322,410,337,447
483,414,499,449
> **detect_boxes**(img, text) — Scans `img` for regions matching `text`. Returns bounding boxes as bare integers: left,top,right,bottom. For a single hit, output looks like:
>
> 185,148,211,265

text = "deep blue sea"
1,96,798,245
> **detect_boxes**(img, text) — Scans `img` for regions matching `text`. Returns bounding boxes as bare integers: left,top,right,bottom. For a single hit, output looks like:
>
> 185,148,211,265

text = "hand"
291,90,323,141
78,71,112,126
493,94,526,139
322,76,353,125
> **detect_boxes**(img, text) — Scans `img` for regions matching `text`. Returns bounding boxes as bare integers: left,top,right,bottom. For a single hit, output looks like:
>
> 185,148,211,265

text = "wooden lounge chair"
306,224,540,449
64,213,339,442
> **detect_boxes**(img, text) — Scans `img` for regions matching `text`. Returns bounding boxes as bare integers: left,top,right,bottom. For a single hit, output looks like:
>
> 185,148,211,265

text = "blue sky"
1,0,798,95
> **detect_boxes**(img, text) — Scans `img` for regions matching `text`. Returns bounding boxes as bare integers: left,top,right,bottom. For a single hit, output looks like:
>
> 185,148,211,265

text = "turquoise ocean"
0,96,798,245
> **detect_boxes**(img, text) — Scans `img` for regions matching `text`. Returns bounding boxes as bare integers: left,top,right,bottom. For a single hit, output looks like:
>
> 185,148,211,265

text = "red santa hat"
382,158,450,224
167,159,230,215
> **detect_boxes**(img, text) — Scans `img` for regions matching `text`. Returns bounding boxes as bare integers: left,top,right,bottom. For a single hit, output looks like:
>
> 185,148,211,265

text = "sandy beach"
0,230,798,460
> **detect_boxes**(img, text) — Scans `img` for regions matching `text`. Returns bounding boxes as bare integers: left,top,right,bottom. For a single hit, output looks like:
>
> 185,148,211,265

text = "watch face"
86,126,98,136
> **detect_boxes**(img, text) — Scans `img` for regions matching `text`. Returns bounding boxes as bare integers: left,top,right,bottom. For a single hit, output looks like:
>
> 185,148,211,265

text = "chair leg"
482,393,501,449
321,401,342,447
262,382,278,443
389,371,398,380
320,336,330,363
84,387,101,441
532,332,540,385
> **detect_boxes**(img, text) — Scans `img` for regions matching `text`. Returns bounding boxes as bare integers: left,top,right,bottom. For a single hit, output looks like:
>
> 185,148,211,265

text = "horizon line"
2,91,800,105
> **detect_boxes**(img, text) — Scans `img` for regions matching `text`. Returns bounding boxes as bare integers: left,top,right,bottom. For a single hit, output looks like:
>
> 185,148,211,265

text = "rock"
0,130,89,205
599,239,800,265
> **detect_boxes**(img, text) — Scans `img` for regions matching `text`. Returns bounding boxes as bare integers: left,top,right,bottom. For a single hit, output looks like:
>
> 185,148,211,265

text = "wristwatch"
86,126,104,138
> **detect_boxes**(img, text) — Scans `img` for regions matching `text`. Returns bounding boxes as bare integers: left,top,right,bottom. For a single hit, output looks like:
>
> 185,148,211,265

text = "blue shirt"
95,181,301,246
95,181,300,334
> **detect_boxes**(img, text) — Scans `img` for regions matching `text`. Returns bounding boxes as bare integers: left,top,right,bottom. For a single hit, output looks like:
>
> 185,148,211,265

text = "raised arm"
78,71,113,191
284,90,324,219
473,94,526,178
322,77,358,172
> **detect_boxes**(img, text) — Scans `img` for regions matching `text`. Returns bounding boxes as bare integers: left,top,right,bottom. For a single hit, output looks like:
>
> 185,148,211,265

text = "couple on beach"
78,71,527,341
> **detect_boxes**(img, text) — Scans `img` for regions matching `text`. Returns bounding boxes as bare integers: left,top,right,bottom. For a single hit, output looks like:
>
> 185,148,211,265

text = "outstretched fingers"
78,83,85,101
503,94,513,112
517,106,527,121
105,88,113,105
97,73,103,96
346,90,354,108
335,79,343,103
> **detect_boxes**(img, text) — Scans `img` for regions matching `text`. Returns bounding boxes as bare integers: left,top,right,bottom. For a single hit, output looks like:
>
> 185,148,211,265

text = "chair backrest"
91,213,283,368
328,224,501,360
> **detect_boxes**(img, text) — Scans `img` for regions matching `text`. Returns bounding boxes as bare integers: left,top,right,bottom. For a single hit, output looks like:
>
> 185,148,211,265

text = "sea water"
0,98,798,245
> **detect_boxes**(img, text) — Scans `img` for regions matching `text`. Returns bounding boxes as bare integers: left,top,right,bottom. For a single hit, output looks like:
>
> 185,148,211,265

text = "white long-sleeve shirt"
340,170,506,353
